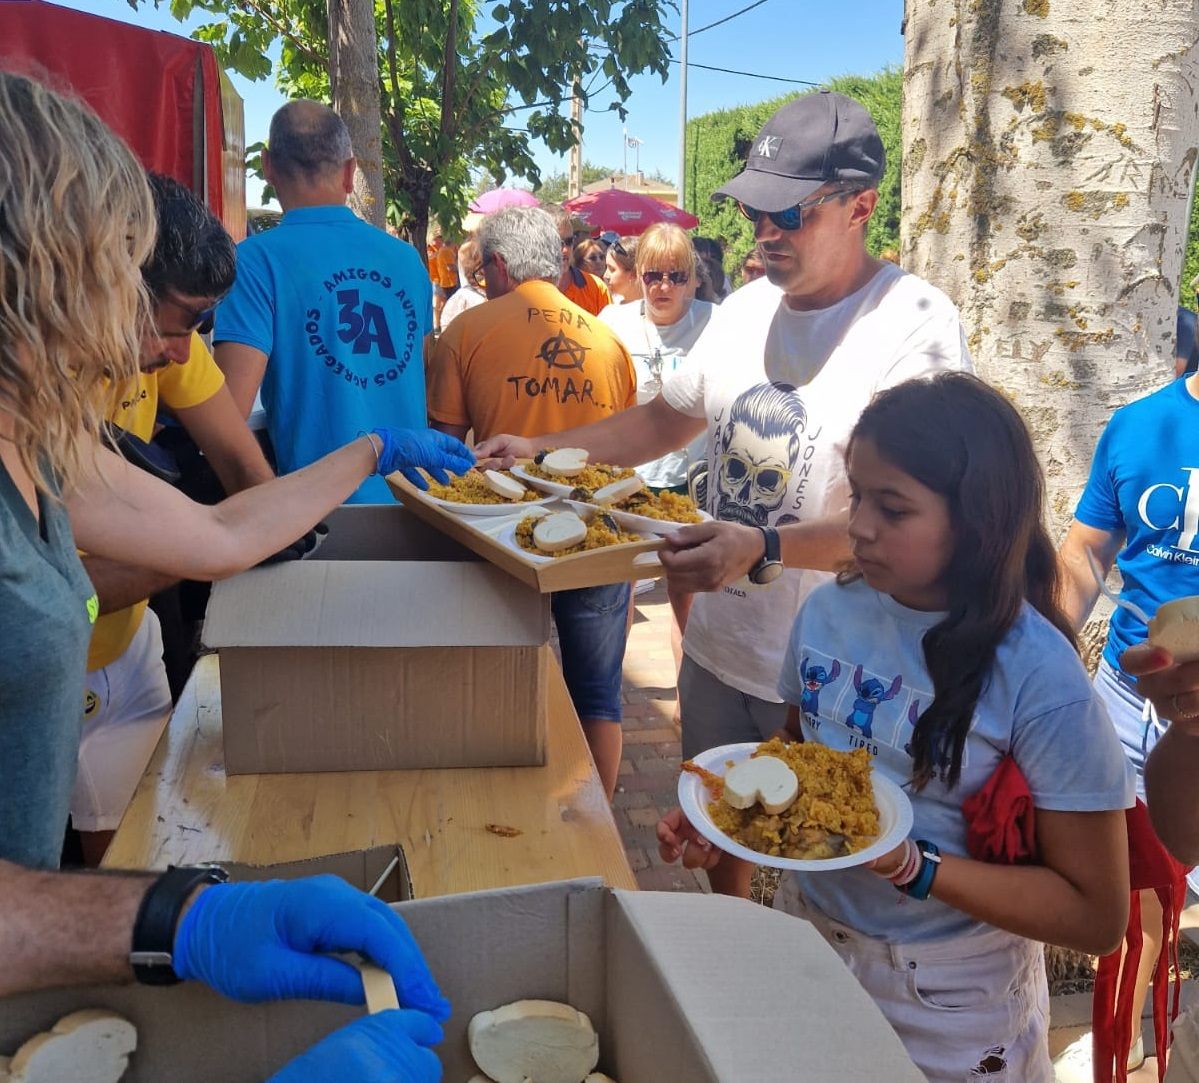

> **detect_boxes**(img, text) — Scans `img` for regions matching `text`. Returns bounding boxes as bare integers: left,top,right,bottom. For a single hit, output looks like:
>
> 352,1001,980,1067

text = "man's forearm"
531,396,704,468
1146,724,1199,864
83,555,178,614
779,513,852,573
0,862,154,997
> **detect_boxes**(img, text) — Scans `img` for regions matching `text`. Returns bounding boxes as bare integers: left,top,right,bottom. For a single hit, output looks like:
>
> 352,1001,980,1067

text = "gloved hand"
268,1011,444,1083
256,521,330,566
371,427,474,489
172,876,450,1021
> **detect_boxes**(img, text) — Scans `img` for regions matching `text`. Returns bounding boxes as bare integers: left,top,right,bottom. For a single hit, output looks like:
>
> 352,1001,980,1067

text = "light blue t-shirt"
215,205,433,503
777,578,1134,943
1075,377,1199,669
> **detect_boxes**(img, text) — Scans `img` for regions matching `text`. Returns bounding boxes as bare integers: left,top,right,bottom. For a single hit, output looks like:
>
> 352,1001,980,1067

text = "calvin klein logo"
1139,467,1199,553
756,136,782,160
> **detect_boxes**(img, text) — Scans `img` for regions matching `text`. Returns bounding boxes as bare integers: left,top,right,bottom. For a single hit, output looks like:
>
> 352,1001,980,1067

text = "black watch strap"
759,525,780,563
131,864,228,985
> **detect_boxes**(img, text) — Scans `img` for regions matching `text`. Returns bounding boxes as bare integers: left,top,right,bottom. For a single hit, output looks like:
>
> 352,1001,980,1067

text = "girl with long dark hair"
659,374,1133,1083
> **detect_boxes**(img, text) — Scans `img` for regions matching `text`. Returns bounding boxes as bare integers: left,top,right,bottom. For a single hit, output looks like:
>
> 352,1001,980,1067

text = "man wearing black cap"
477,92,972,894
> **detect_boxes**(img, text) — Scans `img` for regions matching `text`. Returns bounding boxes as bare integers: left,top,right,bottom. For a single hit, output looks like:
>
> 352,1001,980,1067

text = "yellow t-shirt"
427,279,637,442
87,334,225,671
436,244,459,289
561,270,611,317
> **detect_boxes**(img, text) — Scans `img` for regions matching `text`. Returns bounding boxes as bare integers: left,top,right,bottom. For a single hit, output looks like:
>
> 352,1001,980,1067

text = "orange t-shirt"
428,279,637,440
436,244,459,289
561,269,611,316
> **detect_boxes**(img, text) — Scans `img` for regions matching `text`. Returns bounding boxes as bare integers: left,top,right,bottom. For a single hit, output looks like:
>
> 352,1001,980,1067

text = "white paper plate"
421,489,555,516
511,463,646,499
677,742,914,872
562,499,712,535
496,519,555,562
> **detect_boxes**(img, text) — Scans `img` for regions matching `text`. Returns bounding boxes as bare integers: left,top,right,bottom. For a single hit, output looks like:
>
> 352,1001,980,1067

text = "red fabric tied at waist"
961,753,1036,864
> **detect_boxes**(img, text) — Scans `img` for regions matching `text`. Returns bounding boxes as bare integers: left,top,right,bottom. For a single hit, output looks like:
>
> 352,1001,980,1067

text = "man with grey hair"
427,206,638,798
214,100,433,502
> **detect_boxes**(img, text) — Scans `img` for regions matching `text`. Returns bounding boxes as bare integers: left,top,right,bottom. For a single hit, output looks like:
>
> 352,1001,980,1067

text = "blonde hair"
634,223,697,279
0,71,154,492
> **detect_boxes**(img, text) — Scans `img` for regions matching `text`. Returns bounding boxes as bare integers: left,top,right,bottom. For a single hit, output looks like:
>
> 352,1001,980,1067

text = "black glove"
257,522,330,567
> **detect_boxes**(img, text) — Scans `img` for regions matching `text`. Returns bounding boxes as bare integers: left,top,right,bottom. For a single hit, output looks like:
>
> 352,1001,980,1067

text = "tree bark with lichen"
327,0,385,228
902,0,1198,540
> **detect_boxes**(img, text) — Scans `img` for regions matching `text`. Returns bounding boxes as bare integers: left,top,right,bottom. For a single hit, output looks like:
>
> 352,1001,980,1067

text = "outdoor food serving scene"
6,1,1199,1081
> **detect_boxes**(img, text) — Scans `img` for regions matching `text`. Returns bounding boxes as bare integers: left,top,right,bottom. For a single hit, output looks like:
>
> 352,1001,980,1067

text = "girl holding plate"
659,374,1133,1083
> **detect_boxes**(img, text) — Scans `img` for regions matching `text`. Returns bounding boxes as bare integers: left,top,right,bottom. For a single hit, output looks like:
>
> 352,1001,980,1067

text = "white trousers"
71,609,172,832
776,881,1052,1083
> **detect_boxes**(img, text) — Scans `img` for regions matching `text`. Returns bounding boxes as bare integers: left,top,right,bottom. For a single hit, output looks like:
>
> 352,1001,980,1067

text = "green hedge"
684,68,902,281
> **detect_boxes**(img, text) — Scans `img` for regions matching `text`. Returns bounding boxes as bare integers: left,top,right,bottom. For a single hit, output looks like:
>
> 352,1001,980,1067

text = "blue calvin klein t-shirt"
1075,377,1199,669
215,206,433,502
776,578,1133,942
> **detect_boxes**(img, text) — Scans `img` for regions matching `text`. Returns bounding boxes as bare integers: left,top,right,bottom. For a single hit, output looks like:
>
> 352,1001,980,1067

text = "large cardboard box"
204,505,551,775
0,880,925,1081
223,844,412,902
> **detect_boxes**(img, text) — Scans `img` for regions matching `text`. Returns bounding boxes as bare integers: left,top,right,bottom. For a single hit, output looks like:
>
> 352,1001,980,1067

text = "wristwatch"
748,526,784,586
130,864,228,985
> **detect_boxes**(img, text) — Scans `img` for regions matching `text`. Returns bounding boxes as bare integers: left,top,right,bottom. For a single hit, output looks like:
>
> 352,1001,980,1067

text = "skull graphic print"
712,382,806,528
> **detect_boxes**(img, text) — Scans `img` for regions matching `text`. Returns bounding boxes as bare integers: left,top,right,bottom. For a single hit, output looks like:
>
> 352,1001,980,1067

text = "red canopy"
564,189,699,236
0,0,240,235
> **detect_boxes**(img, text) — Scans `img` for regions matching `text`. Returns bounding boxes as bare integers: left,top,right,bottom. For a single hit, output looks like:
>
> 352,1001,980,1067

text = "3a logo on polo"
756,136,782,160
1138,467,1199,552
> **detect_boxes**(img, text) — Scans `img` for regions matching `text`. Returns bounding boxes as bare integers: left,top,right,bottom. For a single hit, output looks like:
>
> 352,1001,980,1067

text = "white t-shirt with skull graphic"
661,264,972,701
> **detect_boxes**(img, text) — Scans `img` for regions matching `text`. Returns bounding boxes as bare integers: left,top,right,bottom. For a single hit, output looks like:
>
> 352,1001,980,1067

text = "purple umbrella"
469,188,539,214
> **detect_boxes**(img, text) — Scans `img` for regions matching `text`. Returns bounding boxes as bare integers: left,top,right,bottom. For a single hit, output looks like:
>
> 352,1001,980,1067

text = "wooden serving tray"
386,473,664,593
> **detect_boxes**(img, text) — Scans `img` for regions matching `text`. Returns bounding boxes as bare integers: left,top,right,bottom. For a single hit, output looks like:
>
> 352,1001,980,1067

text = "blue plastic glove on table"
371,427,474,489
172,876,451,1021
268,1011,444,1083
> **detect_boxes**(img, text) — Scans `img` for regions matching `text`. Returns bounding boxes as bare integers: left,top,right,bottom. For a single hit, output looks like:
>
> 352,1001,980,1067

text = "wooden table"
104,655,637,895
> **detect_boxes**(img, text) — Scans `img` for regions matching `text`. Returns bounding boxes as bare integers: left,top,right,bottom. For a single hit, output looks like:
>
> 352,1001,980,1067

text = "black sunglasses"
154,293,224,338
736,187,863,232
641,270,689,287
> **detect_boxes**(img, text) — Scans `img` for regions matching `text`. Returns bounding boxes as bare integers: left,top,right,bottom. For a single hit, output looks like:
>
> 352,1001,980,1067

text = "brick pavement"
617,580,709,893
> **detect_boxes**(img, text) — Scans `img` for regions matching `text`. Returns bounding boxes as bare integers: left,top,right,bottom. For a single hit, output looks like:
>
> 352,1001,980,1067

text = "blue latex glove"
371,427,474,489
172,877,451,1021
268,1011,443,1083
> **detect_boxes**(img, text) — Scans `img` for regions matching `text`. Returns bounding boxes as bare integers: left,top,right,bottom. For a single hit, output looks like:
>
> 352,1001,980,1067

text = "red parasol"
563,189,699,236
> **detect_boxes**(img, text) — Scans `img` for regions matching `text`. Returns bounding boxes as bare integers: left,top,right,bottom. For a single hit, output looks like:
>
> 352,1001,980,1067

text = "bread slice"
1148,597,1199,664
592,476,643,506
540,449,589,478
723,756,800,815
6,1010,136,1083
484,470,528,501
533,512,588,553
468,999,599,1083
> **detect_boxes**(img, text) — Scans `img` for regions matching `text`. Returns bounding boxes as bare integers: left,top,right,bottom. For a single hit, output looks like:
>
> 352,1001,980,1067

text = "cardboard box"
204,505,551,775
223,844,412,903
0,880,924,1081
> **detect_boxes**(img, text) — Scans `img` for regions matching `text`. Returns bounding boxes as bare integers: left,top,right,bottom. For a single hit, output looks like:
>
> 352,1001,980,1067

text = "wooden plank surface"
387,473,663,593
103,655,637,895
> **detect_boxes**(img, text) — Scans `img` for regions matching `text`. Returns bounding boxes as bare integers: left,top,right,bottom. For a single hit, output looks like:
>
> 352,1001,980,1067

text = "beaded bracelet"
891,843,923,888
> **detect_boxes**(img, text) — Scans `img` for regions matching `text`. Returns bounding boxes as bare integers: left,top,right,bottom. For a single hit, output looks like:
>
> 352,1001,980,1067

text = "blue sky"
55,0,904,207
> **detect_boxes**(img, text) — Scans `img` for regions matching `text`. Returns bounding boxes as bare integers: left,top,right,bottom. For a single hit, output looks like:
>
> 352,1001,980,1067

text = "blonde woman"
0,72,455,1071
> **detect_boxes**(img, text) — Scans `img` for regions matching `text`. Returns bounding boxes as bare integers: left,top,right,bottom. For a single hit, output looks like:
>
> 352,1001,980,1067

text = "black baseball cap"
714,91,885,213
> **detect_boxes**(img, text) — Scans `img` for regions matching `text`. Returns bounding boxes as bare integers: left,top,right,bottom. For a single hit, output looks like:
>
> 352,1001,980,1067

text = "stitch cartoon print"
801,656,842,718
845,664,903,739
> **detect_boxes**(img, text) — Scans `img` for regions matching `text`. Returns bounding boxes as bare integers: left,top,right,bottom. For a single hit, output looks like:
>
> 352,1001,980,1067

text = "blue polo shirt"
215,205,432,502
1075,377,1199,668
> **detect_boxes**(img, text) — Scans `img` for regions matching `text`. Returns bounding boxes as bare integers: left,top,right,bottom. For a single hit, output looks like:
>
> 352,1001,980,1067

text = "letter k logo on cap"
756,136,782,160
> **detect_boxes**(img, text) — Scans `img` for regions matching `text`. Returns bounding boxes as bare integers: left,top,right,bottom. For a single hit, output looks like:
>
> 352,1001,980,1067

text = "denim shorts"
551,582,632,723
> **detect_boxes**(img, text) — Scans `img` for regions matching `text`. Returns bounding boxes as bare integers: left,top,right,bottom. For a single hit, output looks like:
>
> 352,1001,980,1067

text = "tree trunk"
902,0,1199,984
327,0,386,228
902,0,1199,539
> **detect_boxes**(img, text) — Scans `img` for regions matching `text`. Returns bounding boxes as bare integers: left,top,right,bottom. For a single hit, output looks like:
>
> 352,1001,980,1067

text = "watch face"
752,560,784,586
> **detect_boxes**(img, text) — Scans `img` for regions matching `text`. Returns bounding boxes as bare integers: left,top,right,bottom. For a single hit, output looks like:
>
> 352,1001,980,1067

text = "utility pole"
676,0,688,211
568,78,583,199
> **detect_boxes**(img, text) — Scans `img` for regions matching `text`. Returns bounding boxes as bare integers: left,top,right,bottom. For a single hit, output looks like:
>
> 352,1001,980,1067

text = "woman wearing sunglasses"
602,235,640,304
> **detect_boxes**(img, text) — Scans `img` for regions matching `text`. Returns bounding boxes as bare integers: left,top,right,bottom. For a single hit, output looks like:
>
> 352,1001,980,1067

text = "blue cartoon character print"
845,664,903,739
903,698,954,780
903,699,919,757
800,656,841,718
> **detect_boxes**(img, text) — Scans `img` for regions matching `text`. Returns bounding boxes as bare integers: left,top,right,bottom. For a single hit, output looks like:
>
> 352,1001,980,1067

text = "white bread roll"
1148,597,1199,664
592,475,643,506
533,512,588,553
723,756,800,815
540,448,589,477
6,1010,136,1083
468,1000,599,1083
484,470,528,501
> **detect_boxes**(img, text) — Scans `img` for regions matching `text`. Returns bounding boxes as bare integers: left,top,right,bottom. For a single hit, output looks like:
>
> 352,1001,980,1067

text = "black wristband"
130,865,228,985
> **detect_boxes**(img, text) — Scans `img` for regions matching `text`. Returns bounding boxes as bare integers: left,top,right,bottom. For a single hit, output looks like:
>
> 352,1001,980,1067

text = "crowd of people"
4,62,1199,1083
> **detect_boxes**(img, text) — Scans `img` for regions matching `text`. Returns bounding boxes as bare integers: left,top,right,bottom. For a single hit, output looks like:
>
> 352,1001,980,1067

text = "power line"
670,57,823,86
667,0,773,41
